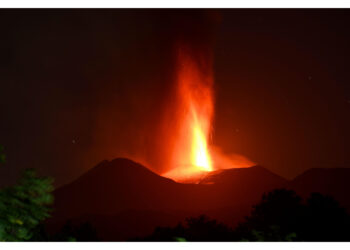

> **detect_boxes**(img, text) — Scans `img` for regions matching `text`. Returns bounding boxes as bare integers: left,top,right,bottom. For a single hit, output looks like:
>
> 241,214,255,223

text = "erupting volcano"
163,45,215,182
161,44,255,183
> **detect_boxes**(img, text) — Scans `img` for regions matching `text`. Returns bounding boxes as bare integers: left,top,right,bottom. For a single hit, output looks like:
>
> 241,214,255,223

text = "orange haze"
162,45,255,183
163,46,214,182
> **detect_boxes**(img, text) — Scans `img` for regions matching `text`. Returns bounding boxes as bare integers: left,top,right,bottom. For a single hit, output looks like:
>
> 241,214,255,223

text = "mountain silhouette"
48,158,350,240
290,168,350,209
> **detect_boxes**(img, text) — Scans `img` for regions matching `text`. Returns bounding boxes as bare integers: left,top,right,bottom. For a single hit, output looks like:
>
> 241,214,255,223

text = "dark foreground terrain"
46,158,350,241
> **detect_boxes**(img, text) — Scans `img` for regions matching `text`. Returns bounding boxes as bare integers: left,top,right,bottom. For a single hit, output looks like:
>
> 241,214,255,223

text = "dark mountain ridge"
289,167,350,209
49,158,350,240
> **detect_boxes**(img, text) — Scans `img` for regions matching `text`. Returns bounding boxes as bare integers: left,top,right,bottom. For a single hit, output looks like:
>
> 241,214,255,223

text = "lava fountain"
163,46,215,182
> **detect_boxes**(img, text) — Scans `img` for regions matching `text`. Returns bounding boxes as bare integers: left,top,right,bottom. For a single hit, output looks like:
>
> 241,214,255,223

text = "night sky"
1,9,350,187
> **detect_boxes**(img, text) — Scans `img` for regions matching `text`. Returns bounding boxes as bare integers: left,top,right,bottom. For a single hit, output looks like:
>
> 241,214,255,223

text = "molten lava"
160,45,255,183
163,47,214,182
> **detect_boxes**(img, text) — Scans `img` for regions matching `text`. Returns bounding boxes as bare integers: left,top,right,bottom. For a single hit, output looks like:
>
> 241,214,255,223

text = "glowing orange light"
164,46,214,182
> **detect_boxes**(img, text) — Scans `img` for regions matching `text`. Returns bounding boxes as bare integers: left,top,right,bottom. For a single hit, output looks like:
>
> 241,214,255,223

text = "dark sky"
1,9,350,187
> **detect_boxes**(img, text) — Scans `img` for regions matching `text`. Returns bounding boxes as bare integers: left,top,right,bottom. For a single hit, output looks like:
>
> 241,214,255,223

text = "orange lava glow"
163,47,214,182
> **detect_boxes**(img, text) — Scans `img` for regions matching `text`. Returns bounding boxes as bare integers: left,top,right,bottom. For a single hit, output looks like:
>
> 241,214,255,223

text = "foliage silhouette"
140,215,233,241
141,189,350,241
29,223,50,241
299,192,350,241
235,189,302,241
235,189,350,241
52,220,99,241
1,143,349,242
0,169,54,241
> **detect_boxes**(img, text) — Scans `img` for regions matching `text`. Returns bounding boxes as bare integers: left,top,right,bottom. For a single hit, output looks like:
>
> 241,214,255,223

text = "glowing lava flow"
164,47,214,182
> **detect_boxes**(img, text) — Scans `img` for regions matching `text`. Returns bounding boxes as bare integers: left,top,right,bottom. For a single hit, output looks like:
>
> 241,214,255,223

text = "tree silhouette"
0,146,54,241
300,192,350,241
143,215,233,241
0,169,54,241
139,189,350,242
184,215,233,241
235,189,350,241
235,189,302,241
53,220,99,241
